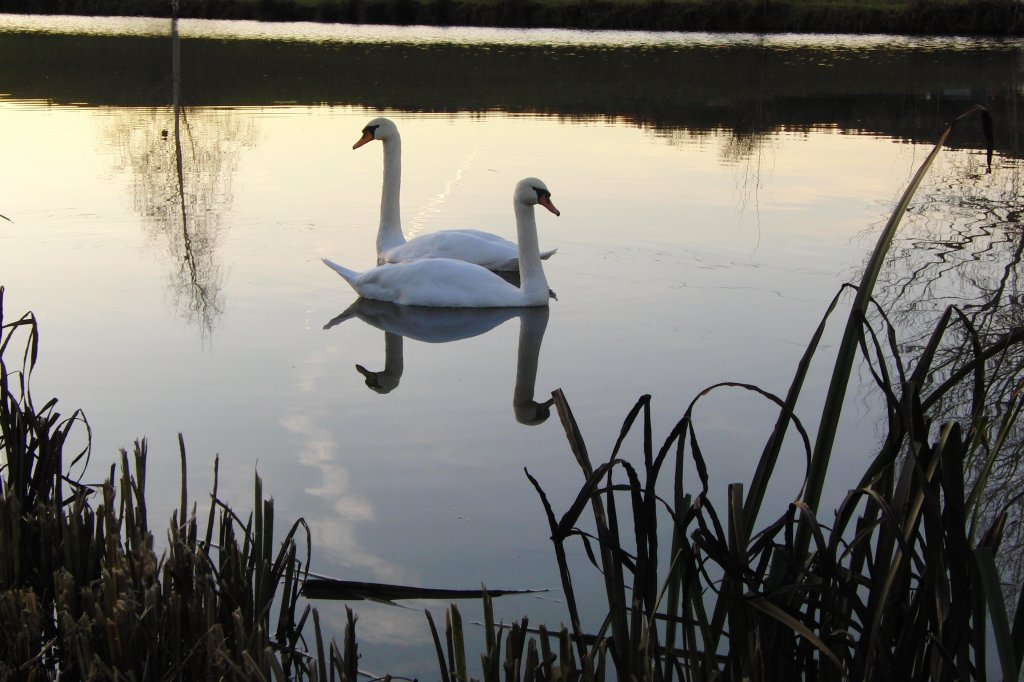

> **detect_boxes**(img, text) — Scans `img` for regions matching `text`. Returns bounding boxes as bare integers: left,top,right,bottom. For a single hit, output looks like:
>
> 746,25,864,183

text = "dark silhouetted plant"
0,285,359,680
523,105,1024,681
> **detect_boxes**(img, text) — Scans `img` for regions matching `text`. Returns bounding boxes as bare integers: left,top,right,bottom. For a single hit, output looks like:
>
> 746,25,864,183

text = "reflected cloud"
315,600,435,650
325,298,553,425
280,391,414,586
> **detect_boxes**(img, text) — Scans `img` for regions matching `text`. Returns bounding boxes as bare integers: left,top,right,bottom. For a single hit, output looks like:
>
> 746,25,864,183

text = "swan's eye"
533,188,550,201
363,125,380,137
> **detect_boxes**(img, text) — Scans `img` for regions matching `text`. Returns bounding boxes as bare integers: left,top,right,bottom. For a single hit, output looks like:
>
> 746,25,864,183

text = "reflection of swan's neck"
513,307,550,425
383,331,404,377
515,201,549,305
377,134,405,258
359,332,404,394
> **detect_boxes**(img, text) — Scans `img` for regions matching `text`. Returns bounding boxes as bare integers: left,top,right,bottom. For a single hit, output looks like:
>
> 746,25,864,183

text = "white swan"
322,177,559,308
354,117,557,271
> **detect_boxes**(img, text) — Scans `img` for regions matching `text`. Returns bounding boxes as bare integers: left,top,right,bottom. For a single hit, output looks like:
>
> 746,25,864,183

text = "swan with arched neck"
354,117,557,271
322,177,560,308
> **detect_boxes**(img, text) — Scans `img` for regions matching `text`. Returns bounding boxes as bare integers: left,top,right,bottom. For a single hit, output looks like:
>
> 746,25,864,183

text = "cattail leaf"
975,547,1020,681
746,597,844,672
804,104,993,521
425,609,451,682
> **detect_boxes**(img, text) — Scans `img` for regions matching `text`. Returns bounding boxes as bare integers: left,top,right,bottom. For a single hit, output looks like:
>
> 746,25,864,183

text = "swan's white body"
323,177,559,308
355,117,557,271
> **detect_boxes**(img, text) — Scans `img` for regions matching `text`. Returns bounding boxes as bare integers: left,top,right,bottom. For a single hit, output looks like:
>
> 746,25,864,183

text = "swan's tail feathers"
322,257,359,283
540,248,558,261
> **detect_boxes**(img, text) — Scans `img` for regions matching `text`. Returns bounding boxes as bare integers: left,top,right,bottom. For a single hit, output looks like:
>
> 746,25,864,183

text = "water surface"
1,14,1021,675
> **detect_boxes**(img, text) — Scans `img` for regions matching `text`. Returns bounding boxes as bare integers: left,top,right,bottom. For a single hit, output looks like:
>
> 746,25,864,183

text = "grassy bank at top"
5,0,1024,35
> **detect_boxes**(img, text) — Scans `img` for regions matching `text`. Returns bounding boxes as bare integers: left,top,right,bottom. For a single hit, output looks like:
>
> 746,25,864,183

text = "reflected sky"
0,15,1019,677
0,99,972,672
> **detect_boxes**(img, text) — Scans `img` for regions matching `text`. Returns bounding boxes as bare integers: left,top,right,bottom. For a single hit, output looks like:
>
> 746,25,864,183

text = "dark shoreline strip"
4,0,1024,36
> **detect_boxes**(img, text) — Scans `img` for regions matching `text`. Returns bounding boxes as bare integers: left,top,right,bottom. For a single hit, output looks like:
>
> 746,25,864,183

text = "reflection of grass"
2,106,1022,680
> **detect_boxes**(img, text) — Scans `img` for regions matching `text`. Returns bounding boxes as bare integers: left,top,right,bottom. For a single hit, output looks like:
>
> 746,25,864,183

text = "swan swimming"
354,117,557,271
322,177,559,308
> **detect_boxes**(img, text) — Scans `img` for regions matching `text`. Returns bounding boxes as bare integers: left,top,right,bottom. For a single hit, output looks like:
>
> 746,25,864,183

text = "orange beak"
539,196,560,216
353,131,375,150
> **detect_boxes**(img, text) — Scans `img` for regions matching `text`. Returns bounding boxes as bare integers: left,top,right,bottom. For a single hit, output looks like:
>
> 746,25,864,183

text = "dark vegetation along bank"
5,0,1024,35
3,105,1024,680
1,27,1017,161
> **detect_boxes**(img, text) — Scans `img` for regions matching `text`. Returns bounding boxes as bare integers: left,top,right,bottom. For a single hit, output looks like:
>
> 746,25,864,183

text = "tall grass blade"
343,607,359,682
425,608,452,682
524,466,586,662
802,105,993,519
552,388,631,665
746,597,844,672
744,287,850,532
975,546,1020,681
448,603,468,682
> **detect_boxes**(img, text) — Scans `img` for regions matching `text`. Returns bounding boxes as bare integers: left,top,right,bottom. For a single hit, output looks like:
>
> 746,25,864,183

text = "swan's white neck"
377,134,406,258
514,200,549,304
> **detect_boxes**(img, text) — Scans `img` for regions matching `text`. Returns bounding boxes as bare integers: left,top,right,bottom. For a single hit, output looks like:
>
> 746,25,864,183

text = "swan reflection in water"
324,299,554,425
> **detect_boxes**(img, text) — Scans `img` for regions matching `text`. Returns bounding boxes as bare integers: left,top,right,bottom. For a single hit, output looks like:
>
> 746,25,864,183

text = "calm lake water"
2,13,1022,675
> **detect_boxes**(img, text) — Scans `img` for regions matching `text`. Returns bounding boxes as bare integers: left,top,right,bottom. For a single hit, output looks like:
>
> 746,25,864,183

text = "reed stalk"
0,285,359,680
803,105,993,518
523,104,1021,681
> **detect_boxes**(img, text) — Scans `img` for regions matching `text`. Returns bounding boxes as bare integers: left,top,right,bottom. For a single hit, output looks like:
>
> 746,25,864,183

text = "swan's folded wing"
384,230,522,271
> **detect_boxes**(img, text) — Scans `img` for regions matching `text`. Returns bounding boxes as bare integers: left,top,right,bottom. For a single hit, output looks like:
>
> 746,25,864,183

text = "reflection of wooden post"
172,18,181,208
171,18,194,288
170,17,212,329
